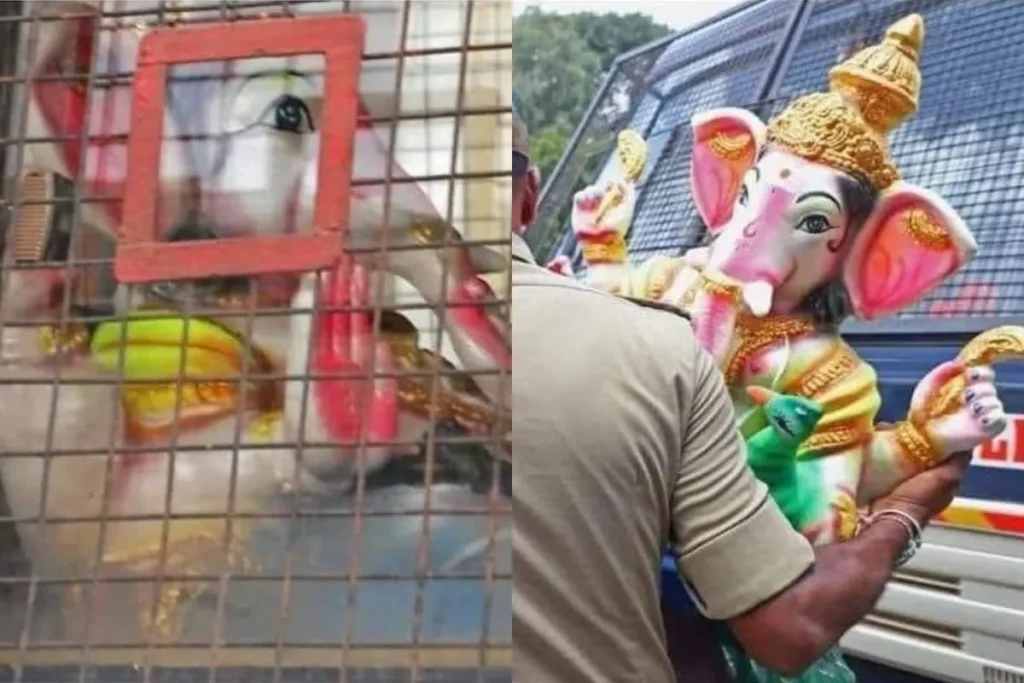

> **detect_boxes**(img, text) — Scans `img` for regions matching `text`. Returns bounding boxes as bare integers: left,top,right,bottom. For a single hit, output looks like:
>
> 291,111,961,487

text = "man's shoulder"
513,263,690,319
617,296,691,321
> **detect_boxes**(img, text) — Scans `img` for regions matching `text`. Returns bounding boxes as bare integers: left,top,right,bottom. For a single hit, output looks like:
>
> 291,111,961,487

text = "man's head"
512,89,538,235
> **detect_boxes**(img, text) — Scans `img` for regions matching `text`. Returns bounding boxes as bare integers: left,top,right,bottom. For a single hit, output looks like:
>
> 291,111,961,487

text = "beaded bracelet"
856,508,923,568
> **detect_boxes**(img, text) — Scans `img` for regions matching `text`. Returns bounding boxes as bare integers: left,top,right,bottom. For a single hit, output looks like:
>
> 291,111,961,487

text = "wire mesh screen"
541,0,1024,327
527,35,674,262
0,1,512,681
762,0,1024,321
530,0,791,266
624,0,790,262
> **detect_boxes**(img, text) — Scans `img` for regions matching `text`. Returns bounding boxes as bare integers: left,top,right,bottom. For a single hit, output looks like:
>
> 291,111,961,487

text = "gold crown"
765,14,925,191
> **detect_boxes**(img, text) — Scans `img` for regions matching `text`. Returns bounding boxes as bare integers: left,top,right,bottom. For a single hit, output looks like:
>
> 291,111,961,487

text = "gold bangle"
893,421,939,469
697,269,743,302
580,238,627,265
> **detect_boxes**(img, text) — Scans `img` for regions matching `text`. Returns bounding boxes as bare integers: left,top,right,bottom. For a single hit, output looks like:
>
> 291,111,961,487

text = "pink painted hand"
546,255,575,277
910,360,1007,459
571,183,618,238
312,257,400,450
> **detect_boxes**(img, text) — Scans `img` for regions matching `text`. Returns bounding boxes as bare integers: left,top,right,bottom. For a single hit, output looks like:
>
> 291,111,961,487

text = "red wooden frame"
115,15,365,283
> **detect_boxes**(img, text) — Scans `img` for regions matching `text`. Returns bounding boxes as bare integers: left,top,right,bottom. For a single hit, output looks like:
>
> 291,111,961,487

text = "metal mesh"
528,32,674,262
0,1,512,681
541,0,1024,329
530,0,791,266
766,0,1024,323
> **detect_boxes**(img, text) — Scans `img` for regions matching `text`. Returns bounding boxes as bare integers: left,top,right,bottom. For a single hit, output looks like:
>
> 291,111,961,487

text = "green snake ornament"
718,386,857,683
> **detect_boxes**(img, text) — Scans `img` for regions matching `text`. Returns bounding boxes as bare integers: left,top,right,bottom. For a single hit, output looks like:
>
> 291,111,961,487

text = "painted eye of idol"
771,411,795,439
227,70,318,136
736,165,759,207
792,191,841,236
798,214,831,234
269,94,315,134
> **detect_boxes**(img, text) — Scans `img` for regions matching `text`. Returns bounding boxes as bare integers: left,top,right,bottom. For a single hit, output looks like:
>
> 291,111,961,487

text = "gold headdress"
765,14,925,191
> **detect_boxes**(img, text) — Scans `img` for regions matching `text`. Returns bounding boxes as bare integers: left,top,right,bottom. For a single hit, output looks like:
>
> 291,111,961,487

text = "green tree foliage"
513,8,671,183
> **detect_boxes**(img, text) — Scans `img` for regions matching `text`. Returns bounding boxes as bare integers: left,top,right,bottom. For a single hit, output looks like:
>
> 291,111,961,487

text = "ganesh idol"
557,14,1024,681
0,0,510,642
558,14,1023,546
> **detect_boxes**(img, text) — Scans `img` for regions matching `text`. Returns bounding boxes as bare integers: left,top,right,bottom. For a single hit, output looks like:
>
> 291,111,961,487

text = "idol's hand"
546,255,574,277
910,361,1007,459
570,180,635,240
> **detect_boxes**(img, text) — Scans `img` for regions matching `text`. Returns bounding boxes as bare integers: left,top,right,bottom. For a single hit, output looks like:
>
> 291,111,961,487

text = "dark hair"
797,173,877,329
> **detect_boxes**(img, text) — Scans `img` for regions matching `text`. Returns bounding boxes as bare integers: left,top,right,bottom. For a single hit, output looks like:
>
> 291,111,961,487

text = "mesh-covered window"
747,0,1024,322
627,42,775,259
530,36,673,261
545,0,789,267
629,92,663,137
644,0,789,90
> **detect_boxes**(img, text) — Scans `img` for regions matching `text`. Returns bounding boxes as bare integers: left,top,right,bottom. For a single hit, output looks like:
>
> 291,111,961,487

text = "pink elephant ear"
690,107,766,233
844,182,977,320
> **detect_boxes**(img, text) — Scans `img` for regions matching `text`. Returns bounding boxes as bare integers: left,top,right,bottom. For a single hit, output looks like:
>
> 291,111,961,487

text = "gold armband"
698,269,744,303
580,233,627,265
893,421,940,469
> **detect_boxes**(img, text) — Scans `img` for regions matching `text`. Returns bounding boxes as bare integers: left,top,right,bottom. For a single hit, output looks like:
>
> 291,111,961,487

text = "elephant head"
19,0,509,399
680,14,977,361
1,2,513,642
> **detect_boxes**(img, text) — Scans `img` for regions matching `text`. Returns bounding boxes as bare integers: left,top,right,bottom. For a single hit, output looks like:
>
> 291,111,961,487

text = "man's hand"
871,451,972,526
727,452,974,675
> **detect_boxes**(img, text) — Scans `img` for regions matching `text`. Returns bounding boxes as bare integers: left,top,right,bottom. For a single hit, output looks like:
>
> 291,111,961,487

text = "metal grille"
0,1,512,681
539,0,1024,329
528,24,675,262
764,0,1024,324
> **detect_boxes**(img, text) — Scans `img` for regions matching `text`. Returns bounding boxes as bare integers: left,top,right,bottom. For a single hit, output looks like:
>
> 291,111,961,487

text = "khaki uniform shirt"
511,236,814,683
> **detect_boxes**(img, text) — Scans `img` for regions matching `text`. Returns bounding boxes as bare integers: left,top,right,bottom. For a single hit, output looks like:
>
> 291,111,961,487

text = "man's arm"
670,344,817,653
670,344,968,675
728,453,970,674
727,517,908,673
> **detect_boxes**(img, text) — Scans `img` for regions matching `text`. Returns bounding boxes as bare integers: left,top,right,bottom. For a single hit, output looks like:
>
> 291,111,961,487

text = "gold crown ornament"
765,14,925,192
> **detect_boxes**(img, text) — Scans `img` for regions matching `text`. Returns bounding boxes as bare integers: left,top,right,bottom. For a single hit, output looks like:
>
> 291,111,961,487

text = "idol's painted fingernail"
966,389,975,400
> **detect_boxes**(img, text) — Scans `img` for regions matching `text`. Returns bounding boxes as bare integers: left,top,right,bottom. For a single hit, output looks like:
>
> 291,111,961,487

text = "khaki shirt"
511,236,814,683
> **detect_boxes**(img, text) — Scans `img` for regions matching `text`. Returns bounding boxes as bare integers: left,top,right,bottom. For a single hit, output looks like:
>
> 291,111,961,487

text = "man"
511,89,981,683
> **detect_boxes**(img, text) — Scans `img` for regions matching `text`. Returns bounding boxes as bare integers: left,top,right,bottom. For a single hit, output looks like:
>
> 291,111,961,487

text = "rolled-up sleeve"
671,346,814,619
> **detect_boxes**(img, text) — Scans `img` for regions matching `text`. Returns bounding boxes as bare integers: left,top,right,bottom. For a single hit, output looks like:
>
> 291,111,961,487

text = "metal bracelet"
861,509,923,568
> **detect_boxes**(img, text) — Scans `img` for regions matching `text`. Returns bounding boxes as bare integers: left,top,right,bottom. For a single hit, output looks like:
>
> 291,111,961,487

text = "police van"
530,0,1024,680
